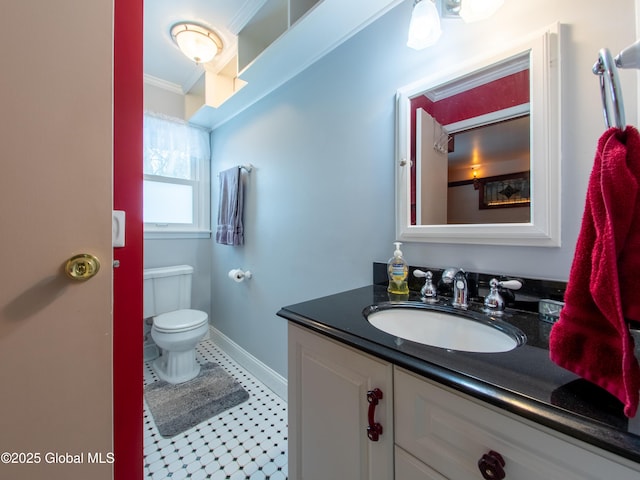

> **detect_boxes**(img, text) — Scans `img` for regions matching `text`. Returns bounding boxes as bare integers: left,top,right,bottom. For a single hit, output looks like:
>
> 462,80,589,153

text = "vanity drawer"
395,445,448,480
394,367,640,480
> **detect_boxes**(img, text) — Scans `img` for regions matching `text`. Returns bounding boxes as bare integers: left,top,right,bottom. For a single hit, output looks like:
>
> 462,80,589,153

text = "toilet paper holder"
228,269,252,282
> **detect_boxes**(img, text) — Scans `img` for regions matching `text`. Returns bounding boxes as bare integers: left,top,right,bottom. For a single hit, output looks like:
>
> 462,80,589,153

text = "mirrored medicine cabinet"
395,24,561,247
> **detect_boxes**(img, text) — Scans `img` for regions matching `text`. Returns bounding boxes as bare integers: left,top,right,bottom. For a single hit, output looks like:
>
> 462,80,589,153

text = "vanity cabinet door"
288,324,394,480
394,367,640,480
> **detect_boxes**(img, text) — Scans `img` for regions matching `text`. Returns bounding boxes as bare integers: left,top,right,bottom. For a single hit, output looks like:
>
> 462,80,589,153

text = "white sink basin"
365,306,525,353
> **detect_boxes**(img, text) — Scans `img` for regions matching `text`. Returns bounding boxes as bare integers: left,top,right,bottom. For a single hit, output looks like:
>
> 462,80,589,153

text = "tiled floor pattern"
144,338,288,479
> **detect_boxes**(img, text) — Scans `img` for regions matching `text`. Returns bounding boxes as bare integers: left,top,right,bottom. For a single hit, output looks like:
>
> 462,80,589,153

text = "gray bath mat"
144,362,250,437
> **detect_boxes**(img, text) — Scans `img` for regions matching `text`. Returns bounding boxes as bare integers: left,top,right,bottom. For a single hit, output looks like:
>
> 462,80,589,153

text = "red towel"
550,126,640,418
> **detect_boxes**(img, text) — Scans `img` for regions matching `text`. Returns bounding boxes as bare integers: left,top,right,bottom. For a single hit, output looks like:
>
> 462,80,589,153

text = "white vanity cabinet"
288,324,394,480
394,367,640,480
287,323,640,479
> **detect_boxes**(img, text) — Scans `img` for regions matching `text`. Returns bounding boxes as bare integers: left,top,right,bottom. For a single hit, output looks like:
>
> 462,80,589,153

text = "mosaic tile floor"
144,338,288,479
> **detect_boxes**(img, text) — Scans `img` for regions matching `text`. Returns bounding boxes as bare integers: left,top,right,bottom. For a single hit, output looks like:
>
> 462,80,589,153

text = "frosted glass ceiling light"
407,0,442,50
459,0,504,23
171,23,222,64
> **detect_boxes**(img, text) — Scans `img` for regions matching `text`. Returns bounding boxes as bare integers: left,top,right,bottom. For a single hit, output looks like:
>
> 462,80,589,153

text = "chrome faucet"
442,268,468,309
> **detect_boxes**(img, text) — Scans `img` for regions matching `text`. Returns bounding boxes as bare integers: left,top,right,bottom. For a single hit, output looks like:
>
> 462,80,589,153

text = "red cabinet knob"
478,450,506,479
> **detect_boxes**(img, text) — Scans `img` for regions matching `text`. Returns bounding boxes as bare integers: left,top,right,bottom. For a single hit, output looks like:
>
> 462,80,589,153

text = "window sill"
144,230,211,240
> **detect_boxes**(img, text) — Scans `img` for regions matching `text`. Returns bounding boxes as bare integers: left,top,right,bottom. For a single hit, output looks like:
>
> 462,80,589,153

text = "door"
288,324,394,480
1,1,115,478
113,0,144,477
416,108,448,225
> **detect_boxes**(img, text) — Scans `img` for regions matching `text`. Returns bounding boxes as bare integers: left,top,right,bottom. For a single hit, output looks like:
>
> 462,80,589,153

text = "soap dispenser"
387,242,409,295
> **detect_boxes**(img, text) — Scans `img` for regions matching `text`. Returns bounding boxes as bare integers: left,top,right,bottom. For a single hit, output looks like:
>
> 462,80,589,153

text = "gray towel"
216,167,244,246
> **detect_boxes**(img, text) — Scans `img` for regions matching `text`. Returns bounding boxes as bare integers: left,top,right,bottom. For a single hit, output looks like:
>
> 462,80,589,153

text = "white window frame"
143,113,211,239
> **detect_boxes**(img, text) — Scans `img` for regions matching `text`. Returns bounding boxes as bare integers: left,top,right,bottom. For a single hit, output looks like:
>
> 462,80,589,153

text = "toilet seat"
153,309,208,333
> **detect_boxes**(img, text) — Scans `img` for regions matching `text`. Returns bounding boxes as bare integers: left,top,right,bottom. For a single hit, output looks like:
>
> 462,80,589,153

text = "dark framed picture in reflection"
478,171,530,209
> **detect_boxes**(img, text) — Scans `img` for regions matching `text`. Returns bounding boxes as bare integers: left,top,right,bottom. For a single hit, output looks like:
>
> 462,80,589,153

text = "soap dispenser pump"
387,242,409,295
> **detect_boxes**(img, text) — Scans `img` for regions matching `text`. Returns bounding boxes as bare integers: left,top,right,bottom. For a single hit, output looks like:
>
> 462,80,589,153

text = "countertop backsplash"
373,262,567,315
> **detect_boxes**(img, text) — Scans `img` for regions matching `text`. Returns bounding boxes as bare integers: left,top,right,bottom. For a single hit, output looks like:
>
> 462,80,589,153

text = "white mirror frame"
395,23,561,247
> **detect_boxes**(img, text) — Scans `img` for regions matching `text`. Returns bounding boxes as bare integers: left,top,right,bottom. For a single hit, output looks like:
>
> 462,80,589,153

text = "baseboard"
208,326,288,401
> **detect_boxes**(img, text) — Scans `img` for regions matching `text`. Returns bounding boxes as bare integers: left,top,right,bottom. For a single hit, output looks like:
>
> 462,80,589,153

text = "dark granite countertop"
277,284,640,464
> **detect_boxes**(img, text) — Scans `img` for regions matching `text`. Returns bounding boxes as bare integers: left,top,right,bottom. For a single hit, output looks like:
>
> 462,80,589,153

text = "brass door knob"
65,254,100,281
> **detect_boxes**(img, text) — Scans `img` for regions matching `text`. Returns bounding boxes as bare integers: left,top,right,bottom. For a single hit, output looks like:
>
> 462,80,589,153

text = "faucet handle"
414,270,437,303
413,269,428,278
498,279,522,290
484,278,522,314
496,278,522,305
484,278,506,314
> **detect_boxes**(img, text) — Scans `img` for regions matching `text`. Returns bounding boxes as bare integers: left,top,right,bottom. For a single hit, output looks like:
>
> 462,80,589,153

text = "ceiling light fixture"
407,0,442,50
170,23,222,64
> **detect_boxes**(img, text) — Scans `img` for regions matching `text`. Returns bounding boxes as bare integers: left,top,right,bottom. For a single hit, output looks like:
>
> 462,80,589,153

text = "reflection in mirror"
395,24,561,246
411,54,531,225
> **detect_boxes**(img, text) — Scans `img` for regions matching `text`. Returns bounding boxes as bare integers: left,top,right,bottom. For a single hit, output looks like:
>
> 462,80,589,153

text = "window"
143,113,211,238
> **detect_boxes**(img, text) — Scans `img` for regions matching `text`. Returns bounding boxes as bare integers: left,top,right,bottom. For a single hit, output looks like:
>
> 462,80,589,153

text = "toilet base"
144,343,160,362
153,349,201,384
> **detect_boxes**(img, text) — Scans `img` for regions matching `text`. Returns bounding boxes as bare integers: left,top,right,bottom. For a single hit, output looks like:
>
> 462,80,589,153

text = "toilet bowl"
144,265,209,384
151,309,209,384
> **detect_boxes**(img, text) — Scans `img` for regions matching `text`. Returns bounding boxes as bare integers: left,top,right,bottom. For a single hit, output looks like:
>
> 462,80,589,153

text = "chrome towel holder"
592,39,640,129
217,164,253,177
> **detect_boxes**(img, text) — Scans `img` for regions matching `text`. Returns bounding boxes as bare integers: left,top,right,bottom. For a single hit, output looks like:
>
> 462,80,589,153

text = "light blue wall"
182,0,636,378
208,40,396,375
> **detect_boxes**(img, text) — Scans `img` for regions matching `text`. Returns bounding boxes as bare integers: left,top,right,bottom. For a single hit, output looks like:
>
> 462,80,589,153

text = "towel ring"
592,48,626,130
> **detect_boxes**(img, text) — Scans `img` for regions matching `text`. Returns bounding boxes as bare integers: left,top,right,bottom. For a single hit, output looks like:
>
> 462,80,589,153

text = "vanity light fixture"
170,23,222,64
459,0,505,23
408,0,505,50
471,166,481,190
407,0,442,50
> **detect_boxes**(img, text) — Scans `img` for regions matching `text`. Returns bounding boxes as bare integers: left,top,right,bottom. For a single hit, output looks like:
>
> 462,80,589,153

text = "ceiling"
144,0,267,94
144,0,404,128
448,115,530,169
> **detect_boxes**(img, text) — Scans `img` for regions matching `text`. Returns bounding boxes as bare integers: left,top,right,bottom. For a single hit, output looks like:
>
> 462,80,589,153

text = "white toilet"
144,265,209,384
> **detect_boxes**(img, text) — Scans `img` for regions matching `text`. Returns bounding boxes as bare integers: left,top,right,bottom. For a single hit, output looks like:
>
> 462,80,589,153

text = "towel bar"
217,164,253,177
593,48,626,129
592,39,640,130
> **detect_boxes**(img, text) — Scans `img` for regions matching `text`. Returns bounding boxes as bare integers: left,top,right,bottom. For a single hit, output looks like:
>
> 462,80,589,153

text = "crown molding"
425,55,529,102
143,74,185,95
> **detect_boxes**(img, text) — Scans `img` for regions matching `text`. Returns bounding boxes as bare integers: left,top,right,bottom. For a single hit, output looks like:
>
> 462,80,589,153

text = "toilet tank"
143,265,194,318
